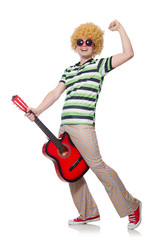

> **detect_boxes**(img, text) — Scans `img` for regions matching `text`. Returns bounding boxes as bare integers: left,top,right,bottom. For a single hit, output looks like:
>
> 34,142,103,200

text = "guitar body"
42,132,89,182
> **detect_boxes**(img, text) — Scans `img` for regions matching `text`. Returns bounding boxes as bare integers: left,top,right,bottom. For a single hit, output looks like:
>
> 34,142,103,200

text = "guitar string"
13,98,63,150
34,118,63,150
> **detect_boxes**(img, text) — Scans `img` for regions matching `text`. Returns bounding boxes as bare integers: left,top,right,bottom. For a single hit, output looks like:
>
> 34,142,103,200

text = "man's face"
76,39,96,59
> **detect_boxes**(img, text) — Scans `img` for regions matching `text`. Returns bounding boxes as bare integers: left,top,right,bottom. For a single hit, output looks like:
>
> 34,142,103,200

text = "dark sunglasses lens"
86,39,93,46
77,39,83,46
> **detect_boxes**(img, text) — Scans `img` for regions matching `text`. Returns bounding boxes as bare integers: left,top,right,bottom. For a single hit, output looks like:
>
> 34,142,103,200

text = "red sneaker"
68,215,100,225
128,202,142,230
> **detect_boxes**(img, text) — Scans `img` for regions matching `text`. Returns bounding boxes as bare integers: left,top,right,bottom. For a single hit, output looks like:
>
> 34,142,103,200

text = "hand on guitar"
25,107,40,121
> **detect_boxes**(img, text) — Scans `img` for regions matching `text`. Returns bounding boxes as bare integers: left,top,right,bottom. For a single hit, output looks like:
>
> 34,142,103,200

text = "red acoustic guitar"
12,95,89,182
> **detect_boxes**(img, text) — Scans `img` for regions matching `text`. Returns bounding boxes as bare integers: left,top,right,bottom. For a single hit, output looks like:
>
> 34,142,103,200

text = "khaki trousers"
59,125,140,219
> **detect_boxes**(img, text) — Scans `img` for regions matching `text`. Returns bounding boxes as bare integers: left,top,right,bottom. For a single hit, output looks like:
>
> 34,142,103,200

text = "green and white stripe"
60,57,113,126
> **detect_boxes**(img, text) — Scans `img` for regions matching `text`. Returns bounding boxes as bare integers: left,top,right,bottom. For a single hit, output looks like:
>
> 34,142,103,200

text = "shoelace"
129,213,136,223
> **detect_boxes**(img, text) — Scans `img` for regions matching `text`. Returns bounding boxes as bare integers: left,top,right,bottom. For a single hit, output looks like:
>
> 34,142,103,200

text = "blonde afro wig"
71,22,104,56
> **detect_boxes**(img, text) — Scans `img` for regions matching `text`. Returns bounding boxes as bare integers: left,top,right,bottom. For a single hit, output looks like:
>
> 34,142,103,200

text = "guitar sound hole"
58,144,70,158
61,146,68,156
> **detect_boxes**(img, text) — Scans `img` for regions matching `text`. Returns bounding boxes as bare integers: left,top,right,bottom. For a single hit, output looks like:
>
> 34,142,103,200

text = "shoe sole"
68,217,100,225
128,202,142,230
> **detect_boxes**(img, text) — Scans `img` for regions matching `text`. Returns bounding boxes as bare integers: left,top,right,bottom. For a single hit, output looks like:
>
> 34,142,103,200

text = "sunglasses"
77,39,94,47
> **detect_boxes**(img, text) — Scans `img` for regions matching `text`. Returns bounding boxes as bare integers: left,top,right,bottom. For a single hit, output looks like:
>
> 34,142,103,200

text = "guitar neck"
11,95,63,150
33,114,63,150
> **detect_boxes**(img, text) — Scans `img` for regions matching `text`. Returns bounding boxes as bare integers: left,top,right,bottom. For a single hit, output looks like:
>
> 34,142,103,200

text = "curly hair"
71,22,104,56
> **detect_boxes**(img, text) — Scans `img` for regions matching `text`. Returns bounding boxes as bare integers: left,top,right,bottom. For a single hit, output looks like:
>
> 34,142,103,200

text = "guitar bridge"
69,157,83,172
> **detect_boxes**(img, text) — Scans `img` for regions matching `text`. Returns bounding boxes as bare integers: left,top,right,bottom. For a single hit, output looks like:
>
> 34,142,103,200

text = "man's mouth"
81,48,88,52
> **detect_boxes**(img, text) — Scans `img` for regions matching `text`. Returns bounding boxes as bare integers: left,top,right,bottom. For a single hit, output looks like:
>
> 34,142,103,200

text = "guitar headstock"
12,95,28,112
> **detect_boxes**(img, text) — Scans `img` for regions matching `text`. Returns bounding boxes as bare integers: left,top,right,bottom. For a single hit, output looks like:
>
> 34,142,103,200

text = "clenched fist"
108,20,122,31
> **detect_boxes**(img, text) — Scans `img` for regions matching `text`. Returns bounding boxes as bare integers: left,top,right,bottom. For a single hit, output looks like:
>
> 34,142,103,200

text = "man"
26,20,142,230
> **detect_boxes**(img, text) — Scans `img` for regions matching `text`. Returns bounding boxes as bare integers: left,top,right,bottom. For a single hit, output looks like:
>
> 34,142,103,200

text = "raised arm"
108,20,134,68
25,82,66,121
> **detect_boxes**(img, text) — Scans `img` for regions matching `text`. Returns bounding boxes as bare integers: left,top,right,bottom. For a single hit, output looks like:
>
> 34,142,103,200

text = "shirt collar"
75,58,94,67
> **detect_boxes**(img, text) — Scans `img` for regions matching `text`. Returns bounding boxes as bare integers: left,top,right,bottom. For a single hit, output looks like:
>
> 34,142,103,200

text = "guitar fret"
34,117,63,150
12,96,63,151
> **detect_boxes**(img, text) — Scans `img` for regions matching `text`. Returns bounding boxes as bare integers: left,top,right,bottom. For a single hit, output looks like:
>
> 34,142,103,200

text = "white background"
0,0,159,239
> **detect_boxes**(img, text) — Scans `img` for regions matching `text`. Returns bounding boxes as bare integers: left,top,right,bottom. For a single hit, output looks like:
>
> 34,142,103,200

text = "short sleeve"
97,56,114,77
59,69,67,84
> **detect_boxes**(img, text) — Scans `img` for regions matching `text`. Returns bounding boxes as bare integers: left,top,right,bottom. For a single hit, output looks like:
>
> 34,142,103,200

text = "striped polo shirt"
60,57,114,126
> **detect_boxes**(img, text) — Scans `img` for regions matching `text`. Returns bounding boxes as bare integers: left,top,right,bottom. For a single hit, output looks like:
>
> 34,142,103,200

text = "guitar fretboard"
34,115,63,150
